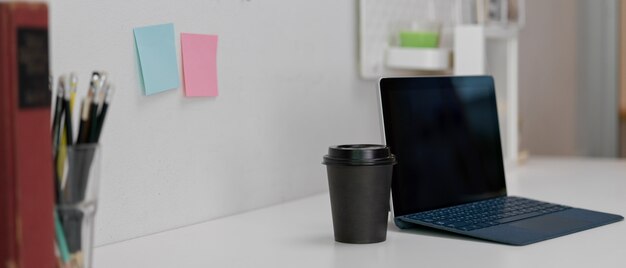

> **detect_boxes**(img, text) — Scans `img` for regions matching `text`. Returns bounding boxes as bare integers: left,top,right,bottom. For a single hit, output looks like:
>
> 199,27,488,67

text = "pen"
63,86,73,145
52,76,65,155
77,72,100,144
77,98,90,144
89,72,107,143
95,72,108,112
94,85,114,142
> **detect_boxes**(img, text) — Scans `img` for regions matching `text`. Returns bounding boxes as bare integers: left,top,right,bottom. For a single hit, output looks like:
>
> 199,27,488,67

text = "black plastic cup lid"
322,144,396,166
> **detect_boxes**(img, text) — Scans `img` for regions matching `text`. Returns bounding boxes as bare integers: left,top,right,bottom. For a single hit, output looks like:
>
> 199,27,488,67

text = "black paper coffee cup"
322,144,396,244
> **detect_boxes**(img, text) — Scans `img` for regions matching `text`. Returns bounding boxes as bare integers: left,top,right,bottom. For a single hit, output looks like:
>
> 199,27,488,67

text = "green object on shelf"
399,31,439,48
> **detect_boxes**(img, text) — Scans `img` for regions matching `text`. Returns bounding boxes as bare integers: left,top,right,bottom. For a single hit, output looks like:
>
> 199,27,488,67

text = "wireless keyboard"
404,196,570,231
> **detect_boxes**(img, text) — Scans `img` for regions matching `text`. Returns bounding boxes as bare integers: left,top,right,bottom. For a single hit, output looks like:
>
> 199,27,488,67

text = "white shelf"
484,24,522,39
385,47,451,71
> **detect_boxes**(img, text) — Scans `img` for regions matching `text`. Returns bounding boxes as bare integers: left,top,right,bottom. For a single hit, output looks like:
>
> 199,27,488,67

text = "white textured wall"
49,0,380,245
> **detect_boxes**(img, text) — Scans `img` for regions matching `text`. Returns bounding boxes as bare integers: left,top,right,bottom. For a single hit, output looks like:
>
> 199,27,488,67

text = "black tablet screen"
380,76,507,216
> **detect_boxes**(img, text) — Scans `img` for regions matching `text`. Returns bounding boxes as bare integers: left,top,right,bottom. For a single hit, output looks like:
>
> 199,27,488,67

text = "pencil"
69,73,78,114
68,74,77,146
56,85,73,189
52,77,66,203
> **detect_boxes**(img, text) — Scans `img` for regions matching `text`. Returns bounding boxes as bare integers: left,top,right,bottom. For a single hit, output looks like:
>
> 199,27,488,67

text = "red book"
0,3,55,268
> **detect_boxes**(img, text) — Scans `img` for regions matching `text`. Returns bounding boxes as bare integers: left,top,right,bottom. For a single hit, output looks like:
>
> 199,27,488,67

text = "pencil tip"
69,73,78,92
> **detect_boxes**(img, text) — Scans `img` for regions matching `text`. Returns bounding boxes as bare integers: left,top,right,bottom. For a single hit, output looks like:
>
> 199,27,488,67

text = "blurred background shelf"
359,0,523,163
385,47,451,71
485,24,522,39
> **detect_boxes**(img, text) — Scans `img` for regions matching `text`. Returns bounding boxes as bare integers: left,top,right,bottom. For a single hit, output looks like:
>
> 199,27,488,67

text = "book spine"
0,4,19,267
0,3,55,268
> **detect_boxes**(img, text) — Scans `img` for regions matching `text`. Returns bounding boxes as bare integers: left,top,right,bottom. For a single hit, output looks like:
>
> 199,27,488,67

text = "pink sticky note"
181,33,218,97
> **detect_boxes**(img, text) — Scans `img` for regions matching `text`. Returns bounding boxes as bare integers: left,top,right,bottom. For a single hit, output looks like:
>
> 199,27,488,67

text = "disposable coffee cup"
322,144,396,244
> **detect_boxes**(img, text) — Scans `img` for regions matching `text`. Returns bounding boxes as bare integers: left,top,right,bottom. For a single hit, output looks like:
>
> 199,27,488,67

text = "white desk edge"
95,157,626,268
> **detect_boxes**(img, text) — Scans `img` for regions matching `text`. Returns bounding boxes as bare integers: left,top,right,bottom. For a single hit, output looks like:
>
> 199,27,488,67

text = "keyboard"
403,196,570,231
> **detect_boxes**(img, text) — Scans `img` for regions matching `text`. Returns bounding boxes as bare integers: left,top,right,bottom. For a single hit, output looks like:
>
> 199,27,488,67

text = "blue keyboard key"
403,197,570,231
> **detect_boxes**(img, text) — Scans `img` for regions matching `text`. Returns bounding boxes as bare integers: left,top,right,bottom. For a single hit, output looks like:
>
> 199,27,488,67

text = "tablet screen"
380,76,507,216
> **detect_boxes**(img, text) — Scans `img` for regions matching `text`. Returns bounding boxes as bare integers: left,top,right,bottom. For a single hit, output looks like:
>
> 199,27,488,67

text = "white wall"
518,0,579,155
49,0,380,246
575,0,619,157
519,0,620,157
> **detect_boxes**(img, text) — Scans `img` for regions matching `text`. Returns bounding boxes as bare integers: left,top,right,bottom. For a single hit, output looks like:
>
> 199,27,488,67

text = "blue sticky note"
134,23,180,95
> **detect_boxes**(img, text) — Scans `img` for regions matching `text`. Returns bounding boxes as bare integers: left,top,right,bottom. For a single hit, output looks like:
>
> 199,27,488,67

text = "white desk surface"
95,157,626,267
